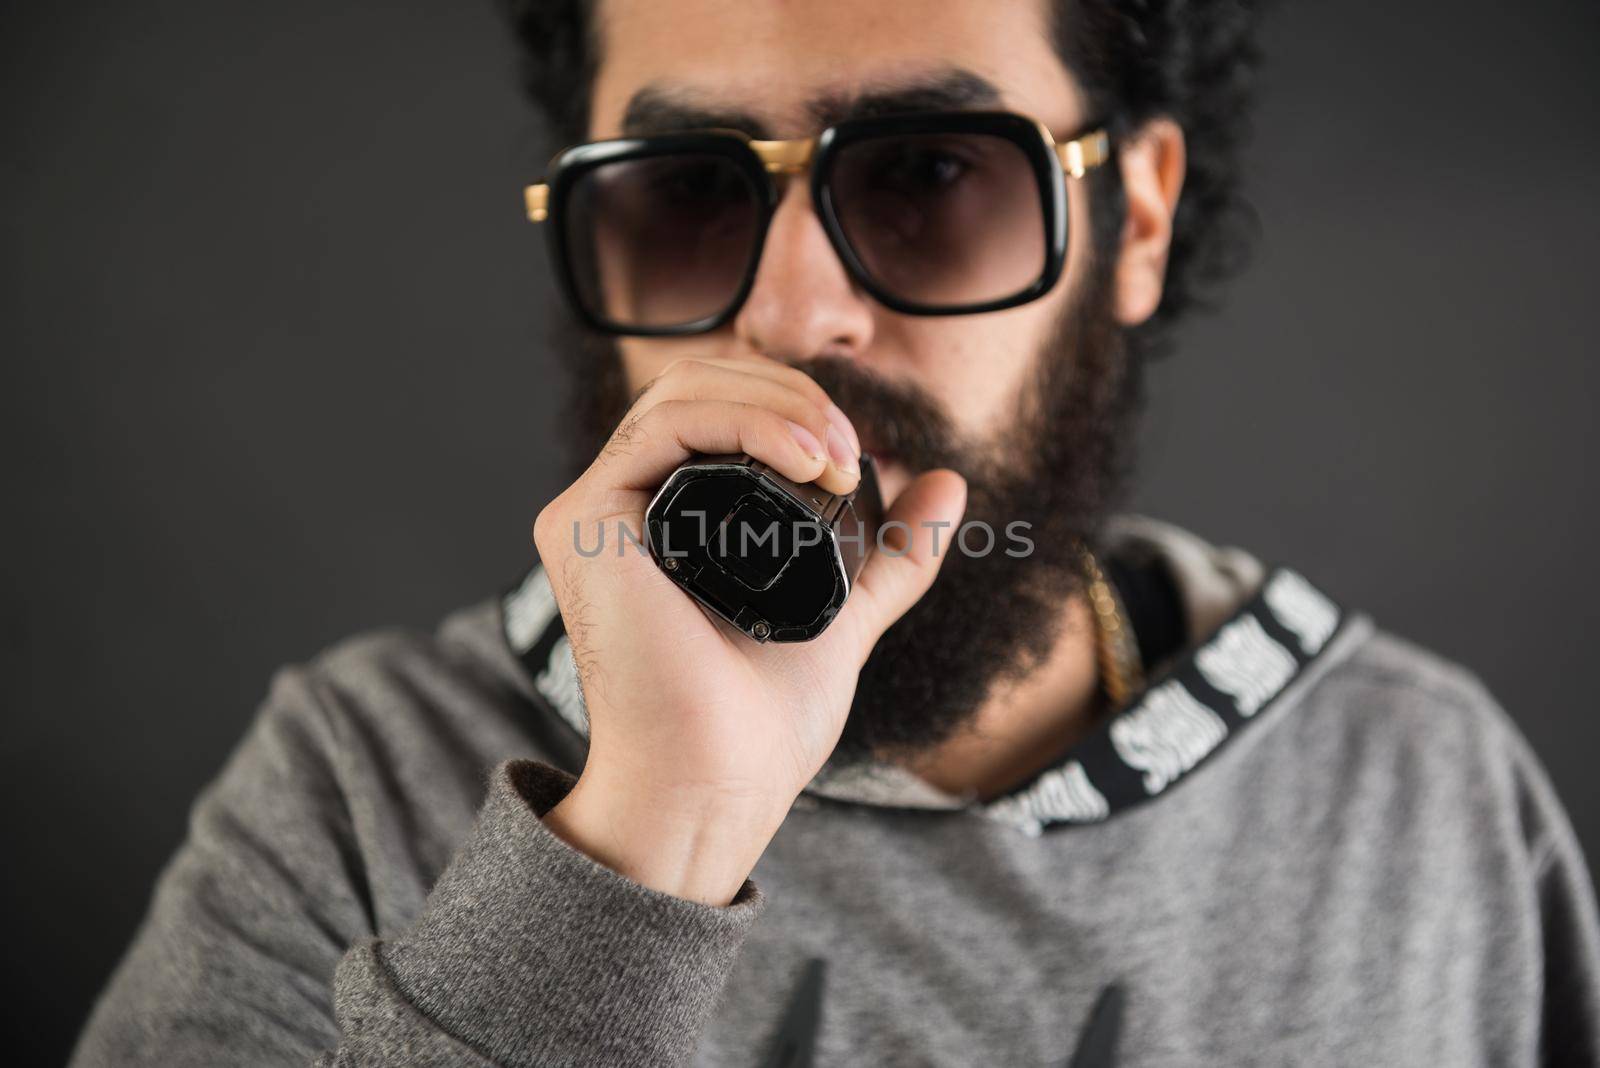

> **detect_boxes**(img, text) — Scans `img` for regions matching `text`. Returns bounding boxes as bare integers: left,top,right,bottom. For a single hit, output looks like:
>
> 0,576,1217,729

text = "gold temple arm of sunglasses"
1053,128,1112,179
525,183,549,223
522,127,1109,223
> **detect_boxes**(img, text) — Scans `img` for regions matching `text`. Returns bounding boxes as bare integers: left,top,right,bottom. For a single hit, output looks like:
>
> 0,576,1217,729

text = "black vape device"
644,454,882,642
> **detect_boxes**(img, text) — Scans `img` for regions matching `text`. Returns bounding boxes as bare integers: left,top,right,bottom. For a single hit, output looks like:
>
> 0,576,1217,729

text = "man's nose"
732,179,875,362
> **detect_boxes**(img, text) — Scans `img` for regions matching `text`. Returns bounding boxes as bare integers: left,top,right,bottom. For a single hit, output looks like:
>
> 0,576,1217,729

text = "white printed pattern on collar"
502,566,1356,836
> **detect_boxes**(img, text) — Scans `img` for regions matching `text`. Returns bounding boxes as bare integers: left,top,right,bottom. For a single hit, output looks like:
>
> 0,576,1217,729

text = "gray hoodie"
72,518,1600,1066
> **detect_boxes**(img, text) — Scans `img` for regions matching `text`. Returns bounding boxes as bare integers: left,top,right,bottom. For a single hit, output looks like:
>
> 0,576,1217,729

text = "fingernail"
787,420,826,461
825,403,861,458
826,423,859,475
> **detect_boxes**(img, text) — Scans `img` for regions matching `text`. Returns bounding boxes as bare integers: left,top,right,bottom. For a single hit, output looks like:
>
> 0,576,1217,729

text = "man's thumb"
842,468,967,656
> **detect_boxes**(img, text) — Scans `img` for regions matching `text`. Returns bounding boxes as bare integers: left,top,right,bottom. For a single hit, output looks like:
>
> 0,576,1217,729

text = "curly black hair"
500,0,1265,359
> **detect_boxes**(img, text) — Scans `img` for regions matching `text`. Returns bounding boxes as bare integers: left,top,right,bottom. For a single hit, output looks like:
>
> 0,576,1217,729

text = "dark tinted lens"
564,152,762,329
828,131,1046,308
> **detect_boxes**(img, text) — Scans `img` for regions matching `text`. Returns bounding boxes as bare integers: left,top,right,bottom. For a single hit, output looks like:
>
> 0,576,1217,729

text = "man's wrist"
542,767,787,906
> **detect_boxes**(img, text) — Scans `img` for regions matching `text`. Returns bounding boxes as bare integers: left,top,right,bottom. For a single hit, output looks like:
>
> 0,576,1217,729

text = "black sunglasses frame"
537,111,1099,337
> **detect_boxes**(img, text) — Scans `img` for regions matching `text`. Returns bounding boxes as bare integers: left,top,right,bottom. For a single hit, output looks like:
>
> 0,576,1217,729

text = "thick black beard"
813,273,1139,764
555,267,1142,766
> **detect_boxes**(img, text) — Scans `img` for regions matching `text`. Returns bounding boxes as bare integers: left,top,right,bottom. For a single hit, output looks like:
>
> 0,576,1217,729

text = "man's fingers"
841,469,967,658
594,397,835,492
594,357,862,496
630,359,859,494
662,354,860,459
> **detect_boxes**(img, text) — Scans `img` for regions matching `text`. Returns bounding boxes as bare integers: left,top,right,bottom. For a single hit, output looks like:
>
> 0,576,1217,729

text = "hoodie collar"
501,516,1371,835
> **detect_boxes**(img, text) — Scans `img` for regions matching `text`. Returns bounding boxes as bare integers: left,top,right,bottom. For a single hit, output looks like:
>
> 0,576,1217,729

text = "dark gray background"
5,1,1597,1063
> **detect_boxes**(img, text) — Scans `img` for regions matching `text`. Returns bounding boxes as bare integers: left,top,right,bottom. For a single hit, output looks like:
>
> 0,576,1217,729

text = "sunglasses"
524,110,1111,336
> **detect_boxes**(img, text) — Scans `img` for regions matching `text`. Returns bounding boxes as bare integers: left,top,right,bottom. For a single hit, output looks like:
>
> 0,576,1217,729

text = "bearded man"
74,1,1600,1065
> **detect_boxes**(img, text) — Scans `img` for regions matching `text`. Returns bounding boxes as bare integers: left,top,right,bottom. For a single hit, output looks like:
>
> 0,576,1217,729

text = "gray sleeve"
1526,774,1600,1066
333,761,764,1067
71,669,763,1068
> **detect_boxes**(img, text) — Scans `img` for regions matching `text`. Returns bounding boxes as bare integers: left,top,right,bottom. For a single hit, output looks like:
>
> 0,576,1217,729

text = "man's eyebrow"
619,69,1003,141
621,88,771,138
809,70,1003,127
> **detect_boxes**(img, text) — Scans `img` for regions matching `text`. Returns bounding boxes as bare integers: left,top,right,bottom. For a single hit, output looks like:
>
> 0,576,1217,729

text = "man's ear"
1112,117,1186,326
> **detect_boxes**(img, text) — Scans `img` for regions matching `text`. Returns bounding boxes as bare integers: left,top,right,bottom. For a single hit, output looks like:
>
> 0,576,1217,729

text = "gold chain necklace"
1078,544,1145,708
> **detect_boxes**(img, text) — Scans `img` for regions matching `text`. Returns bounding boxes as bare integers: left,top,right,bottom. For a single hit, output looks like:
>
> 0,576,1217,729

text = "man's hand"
535,355,966,905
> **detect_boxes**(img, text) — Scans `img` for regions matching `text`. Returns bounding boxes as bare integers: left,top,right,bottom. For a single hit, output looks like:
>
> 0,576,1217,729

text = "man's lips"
865,446,897,466
860,435,898,466
860,445,912,506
